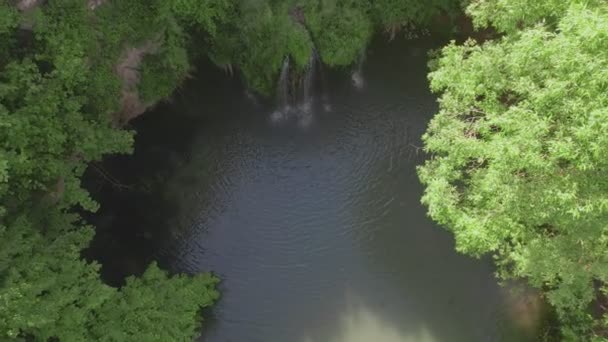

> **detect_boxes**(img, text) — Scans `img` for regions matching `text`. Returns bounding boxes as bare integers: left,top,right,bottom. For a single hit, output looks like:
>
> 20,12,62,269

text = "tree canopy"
419,1,608,340
8,0,606,340
204,0,461,94
0,0,224,340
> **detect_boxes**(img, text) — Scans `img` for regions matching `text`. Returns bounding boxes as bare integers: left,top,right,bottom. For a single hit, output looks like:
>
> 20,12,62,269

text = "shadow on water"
82,56,249,284
85,35,545,341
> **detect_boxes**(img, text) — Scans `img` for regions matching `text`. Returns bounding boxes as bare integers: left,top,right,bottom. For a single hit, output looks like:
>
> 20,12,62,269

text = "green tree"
204,0,462,94
90,263,219,342
0,1,222,340
466,0,604,33
419,3,608,340
206,0,313,95
0,212,113,340
304,0,372,66
0,211,219,341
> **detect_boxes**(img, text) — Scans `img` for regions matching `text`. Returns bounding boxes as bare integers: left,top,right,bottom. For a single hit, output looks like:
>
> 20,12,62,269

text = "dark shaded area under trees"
2,0,608,341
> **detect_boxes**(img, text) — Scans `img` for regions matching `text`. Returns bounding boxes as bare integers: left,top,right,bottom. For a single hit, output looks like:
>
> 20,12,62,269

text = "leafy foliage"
419,3,608,340
206,1,314,94
304,0,372,66
204,0,461,94
0,212,111,340
89,263,219,342
138,48,190,104
171,0,232,36
0,211,219,341
1,0,133,212
0,1,18,64
0,1,224,340
466,0,604,33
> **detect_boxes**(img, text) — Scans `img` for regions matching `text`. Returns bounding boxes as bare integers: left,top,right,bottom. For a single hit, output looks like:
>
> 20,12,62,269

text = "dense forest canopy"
1,0,608,340
420,1,608,340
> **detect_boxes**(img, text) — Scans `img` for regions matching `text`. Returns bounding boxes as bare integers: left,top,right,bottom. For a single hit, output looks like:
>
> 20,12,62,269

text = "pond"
86,36,542,342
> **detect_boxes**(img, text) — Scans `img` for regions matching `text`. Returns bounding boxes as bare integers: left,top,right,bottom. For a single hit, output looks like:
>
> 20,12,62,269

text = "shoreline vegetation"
1,0,607,340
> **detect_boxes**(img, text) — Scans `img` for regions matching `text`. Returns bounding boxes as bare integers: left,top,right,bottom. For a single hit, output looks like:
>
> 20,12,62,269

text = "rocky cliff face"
16,0,41,11
88,0,104,10
113,41,160,125
15,0,161,125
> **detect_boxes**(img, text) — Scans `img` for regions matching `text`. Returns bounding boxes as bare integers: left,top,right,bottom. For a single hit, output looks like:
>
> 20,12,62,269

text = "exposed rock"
502,282,549,336
14,0,45,30
113,40,160,125
88,0,105,10
289,6,306,25
16,0,42,11
12,0,162,125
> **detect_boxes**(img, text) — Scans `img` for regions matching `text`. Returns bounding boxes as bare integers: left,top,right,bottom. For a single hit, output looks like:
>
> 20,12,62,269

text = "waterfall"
299,50,318,113
270,57,291,122
277,57,291,112
317,52,331,112
351,50,366,90
271,49,329,125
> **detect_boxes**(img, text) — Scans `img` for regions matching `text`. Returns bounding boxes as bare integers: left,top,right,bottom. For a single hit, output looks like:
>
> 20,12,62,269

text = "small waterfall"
318,53,331,112
271,49,329,125
271,57,291,122
351,50,366,90
277,57,291,111
299,50,318,113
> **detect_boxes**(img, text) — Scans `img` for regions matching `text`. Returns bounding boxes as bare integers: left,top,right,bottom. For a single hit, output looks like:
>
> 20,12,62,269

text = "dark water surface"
88,37,539,342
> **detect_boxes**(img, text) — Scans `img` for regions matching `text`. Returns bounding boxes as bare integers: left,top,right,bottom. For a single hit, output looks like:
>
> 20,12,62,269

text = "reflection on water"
88,36,545,342
302,291,438,342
